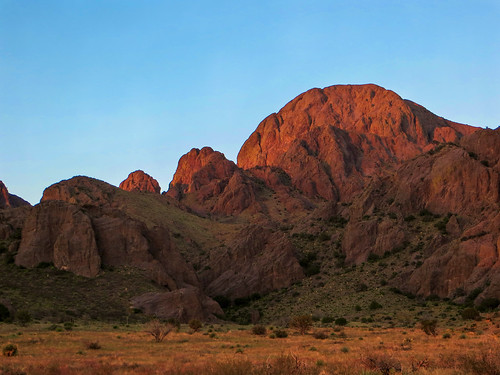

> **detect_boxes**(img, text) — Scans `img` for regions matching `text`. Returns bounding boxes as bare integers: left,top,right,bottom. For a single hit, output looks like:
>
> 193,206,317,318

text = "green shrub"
442,332,451,339
188,319,203,332
321,316,334,324
16,311,32,326
478,297,500,312
274,329,288,338
367,253,380,263
251,325,266,335
2,344,18,357
335,317,348,326
213,295,230,309
64,322,74,331
461,307,480,320
369,301,383,310
0,303,10,322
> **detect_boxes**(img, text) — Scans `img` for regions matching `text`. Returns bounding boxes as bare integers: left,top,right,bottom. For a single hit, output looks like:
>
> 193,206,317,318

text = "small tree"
188,319,203,332
145,319,174,342
420,319,438,336
289,315,313,335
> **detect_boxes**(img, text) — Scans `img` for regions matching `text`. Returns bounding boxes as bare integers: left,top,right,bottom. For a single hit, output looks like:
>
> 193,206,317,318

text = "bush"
478,297,500,312
461,307,481,320
0,303,10,322
321,316,334,324
442,332,451,339
188,319,203,332
2,344,18,357
145,319,174,342
274,329,288,338
318,232,330,241
85,341,101,350
289,315,313,335
251,325,267,335
16,311,32,326
362,353,401,374
313,330,329,339
335,317,348,326
369,301,383,310
420,319,438,336
213,295,230,309
356,283,368,292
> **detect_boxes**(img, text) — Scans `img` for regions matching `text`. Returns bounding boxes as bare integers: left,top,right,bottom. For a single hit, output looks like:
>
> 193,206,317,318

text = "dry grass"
0,318,499,374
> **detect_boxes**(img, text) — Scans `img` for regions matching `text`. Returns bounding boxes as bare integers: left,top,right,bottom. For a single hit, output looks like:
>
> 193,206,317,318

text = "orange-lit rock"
238,84,477,201
119,170,161,194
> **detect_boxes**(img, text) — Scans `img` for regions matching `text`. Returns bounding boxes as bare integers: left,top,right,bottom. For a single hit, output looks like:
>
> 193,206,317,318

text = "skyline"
1,1,499,204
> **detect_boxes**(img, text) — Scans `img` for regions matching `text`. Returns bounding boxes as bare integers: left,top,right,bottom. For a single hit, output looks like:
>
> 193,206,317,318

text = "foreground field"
1,318,499,375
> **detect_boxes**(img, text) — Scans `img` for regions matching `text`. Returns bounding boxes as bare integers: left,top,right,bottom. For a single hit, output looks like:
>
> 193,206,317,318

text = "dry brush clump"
188,318,203,332
145,319,174,342
458,351,500,375
2,343,18,357
289,315,313,335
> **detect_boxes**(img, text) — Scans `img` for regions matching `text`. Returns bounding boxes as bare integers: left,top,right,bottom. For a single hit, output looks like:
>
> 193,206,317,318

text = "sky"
1,0,499,204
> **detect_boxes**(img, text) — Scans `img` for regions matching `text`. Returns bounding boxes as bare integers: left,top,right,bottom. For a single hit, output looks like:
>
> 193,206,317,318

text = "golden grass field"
1,317,499,375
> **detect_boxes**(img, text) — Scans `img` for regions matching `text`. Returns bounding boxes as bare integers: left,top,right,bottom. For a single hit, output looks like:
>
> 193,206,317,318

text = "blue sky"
1,0,499,204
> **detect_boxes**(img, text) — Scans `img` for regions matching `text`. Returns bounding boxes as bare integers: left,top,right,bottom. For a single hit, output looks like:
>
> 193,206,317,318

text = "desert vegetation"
0,315,499,374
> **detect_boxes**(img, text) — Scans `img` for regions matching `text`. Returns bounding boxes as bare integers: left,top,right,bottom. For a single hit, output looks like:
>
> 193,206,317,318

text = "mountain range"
1,84,498,323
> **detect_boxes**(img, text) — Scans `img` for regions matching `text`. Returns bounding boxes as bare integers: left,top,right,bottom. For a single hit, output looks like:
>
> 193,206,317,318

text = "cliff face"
342,128,500,299
237,84,476,201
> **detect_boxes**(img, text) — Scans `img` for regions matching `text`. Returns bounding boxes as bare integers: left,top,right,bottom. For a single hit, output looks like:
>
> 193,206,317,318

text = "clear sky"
1,0,499,204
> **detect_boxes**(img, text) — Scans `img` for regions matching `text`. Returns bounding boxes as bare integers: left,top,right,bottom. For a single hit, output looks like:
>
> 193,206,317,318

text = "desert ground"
1,317,499,375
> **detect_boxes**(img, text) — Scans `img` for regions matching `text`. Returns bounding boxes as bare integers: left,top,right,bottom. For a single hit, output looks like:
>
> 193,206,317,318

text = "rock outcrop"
167,147,261,215
238,84,477,201
119,170,161,194
342,128,500,299
131,287,223,323
15,200,101,277
0,181,30,209
19,177,199,289
201,225,304,298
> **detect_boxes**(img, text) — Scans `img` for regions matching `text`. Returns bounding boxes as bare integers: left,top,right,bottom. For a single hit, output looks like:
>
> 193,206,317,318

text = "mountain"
238,84,476,201
1,84,498,323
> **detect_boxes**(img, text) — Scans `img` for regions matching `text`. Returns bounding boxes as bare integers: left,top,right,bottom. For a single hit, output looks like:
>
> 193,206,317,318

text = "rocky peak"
237,84,477,201
167,147,237,197
0,181,31,209
119,170,161,194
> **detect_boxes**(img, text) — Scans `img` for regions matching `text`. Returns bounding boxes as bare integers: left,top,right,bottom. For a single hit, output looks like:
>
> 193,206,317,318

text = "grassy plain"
1,318,499,374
